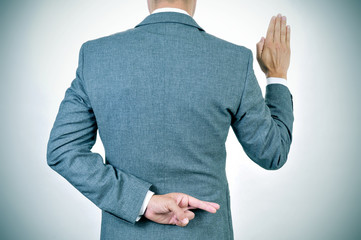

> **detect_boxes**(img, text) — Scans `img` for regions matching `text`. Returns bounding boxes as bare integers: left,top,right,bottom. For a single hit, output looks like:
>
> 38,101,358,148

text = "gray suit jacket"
47,12,293,240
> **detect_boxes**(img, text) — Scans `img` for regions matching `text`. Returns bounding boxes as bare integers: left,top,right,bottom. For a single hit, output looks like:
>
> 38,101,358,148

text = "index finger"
187,202,220,210
266,16,276,42
187,196,218,213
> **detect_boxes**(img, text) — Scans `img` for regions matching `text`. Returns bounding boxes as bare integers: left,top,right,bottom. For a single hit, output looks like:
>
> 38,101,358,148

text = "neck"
149,1,195,17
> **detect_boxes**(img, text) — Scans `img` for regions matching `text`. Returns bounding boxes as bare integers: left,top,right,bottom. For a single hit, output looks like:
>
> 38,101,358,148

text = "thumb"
256,37,265,60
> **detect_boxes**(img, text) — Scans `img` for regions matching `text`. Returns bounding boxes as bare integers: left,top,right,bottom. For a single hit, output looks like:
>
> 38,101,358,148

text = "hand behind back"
144,192,220,227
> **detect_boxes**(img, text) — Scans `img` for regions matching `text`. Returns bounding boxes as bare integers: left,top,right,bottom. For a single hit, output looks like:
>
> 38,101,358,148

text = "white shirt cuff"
266,77,288,87
136,190,155,222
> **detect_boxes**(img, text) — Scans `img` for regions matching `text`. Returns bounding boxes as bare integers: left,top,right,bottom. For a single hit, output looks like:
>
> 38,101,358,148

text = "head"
147,0,197,17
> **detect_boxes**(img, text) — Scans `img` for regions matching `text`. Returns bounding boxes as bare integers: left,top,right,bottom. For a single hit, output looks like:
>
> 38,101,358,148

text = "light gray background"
1,0,360,239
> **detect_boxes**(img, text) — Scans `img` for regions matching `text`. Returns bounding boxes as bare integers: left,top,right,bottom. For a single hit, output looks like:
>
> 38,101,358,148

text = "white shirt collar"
151,7,191,17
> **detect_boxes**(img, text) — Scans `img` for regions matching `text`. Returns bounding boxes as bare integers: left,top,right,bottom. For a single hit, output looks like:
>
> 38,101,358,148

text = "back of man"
89,11,249,239
47,1,293,240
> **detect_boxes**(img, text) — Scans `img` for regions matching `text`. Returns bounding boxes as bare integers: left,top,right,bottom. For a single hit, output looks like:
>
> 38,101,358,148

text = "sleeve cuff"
266,77,288,87
136,190,155,222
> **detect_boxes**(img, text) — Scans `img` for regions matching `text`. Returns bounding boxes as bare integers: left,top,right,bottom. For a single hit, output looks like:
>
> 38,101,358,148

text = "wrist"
266,72,287,80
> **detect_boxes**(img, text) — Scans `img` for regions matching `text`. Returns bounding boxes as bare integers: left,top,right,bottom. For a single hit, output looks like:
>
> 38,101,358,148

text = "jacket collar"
134,12,205,32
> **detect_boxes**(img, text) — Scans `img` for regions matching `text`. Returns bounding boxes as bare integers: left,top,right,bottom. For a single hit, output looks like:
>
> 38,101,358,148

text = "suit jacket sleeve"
231,49,294,170
46,43,152,224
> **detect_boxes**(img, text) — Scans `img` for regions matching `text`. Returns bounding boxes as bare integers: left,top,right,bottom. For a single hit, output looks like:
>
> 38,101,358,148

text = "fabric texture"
47,11,294,240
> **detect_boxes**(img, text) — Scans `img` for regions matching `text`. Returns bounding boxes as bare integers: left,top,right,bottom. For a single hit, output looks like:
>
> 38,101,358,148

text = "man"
46,0,293,239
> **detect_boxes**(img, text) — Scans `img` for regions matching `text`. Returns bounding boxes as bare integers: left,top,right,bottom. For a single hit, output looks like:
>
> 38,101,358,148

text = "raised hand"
144,192,220,227
256,14,291,79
